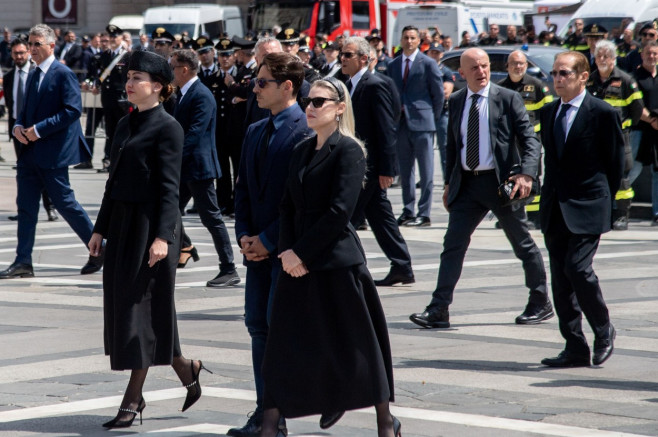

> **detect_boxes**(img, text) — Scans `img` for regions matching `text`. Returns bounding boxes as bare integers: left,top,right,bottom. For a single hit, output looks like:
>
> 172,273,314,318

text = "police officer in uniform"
276,27,300,55
297,36,322,83
498,49,554,228
367,29,391,75
152,27,175,59
93,25,129,172
587,39,644,230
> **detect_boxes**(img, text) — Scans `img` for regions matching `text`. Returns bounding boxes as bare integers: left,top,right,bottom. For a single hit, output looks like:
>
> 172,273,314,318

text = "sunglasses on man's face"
549,69,576,78
28,41,46,48
254,78,281,88
301,97,338,109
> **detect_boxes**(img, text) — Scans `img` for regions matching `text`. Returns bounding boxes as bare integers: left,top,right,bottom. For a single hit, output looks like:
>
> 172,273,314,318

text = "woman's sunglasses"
301,97,338,109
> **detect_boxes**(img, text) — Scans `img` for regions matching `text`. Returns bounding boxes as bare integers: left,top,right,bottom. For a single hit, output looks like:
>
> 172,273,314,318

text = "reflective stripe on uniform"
602,91,643,107
615,188,634,200
622,119,633,129
525,94,554,111
525,195,540,212
533,123,541,133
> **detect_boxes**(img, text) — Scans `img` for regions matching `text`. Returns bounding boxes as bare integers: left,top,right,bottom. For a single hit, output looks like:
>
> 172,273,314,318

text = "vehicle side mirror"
527,66,542,78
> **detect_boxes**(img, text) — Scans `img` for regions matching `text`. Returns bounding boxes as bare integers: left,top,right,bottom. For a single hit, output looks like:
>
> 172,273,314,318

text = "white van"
109,15,145,48
559,0,658,38
142,3,244,40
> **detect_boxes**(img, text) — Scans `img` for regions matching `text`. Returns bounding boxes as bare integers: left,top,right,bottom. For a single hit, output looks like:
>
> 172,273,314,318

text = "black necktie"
466,94,481,170
33,67,42,95
16,69,26,114
258,118,275,180
554,103,571,158
346,79,353,93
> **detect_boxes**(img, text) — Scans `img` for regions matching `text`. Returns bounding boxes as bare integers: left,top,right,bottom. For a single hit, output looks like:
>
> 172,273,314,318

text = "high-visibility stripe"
573,44,589,51
622,119,633,129
534,123,541,133
602,91,643,107
525,196,540,212
525,94,554,111
615,188,634,200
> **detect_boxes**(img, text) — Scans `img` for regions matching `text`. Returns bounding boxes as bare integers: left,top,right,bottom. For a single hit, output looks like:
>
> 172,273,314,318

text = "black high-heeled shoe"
392,415,402,437
181,359,213,412
178,246,200,268
102,397,146,428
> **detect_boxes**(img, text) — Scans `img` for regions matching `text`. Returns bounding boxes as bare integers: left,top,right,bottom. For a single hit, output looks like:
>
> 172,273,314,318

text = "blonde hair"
311,78,365,154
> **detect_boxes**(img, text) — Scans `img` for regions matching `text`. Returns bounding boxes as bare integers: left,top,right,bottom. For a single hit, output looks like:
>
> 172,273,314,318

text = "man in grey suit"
387,25,443,227
409,48,552,329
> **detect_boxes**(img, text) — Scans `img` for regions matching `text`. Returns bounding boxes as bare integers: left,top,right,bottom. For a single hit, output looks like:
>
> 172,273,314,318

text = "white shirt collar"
561,89,586,109
246,58,257,69
466,81,491,100
16,61,31,74
37,54,56,74
402,48,420,64
180,75,199,96
349,67,368,91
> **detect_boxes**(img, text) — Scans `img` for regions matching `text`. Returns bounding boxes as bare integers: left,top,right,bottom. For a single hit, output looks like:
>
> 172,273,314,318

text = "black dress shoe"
8,215,18,221
227,409,263,437
81,247,105,275
397,214,415,226
47,209,59,222
541,350,590,367
515,301,554,325
73,161,93,170
374,270,415,286
405,216,431,227
319,411,345,429
592,325,616,365
409,306,450,328
0,262,34,279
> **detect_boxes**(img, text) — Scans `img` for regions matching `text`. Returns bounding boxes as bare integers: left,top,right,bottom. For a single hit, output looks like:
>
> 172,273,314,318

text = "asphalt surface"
1,118,658,437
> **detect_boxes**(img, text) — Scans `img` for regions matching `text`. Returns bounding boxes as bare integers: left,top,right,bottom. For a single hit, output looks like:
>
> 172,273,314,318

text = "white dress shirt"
460,83,495,171
347,67,368,97
555,89,586,141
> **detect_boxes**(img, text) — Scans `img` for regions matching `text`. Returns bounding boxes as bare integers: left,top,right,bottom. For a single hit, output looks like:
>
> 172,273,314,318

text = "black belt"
463,169,495,176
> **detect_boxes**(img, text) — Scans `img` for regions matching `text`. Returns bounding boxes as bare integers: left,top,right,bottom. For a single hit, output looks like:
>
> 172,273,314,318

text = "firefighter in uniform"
92,25,129,172
498,49,554,228
367,29,391,75
563,18,588,52
621,21,658,74
587,39,644,230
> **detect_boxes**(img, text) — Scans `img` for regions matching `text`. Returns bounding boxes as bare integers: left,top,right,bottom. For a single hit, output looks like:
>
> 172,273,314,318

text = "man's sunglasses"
27,41,47,47
339,52,357,59
255,78,281,88
301,97,338,109
549,69,576,78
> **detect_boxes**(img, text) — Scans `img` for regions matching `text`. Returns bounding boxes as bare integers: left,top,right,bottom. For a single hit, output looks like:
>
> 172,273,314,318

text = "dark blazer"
174,79,221,183
16,60,91,168
3,62,35,136
279,131,367,271
234,103,312,259
375,72,401,124
445,82,541,207
244,79,311,131
386,51,444,131
351,70,398,177
60,44,83,72
94,104,184,243
539,93,625,235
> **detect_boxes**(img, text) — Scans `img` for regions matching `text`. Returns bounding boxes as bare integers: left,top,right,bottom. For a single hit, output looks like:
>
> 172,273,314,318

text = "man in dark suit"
229,52,312,437
170,49,240,288
4,37,58,222
387,25,444,227
340,36,414,286
0,24,102,279
409,48,551,329
539,51,623,367
57,30,83,76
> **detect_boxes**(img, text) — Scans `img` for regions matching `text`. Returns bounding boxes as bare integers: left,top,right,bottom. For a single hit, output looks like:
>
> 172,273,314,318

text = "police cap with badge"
107,24,122,37
276,28,300,46
232,36,256,54
298,36,311,53
583,23,607,38
366,28,383,42
215,38,235,56
427,41,444,53
194,36,214,54
152,27,174,45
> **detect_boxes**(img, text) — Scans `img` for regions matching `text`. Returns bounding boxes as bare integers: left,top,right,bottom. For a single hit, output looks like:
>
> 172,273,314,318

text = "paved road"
1,130,658,437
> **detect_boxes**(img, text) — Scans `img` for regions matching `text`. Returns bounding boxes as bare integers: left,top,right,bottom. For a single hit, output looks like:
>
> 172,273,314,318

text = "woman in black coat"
88,51,209,429
260,77,400,437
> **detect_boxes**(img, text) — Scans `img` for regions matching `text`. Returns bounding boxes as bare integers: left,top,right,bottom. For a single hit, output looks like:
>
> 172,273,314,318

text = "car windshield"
251,2,314,32
559,17,632,39
144,23,195,37
528,50,561,73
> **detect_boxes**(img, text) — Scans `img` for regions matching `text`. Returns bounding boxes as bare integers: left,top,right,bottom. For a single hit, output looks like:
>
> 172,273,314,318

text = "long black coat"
262,131,394,417
94,104,184,370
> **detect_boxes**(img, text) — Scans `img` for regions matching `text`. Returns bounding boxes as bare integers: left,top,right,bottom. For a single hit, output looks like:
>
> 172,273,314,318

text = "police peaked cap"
427,41,444,52
152,27,174,44
232,36,256,51
194,37,214,53
298,36,310,52
366,28,382,41
128,50,174,84
583,23,607,37
215,38,235,53
106,24,123,37
276,28,300,44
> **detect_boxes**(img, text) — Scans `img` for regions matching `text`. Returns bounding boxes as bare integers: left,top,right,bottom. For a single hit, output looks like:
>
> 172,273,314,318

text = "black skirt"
103,200,182,370
262,263,394,418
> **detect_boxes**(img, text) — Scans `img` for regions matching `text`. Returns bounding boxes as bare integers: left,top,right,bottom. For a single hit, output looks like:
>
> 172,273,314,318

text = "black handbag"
498,164,540,207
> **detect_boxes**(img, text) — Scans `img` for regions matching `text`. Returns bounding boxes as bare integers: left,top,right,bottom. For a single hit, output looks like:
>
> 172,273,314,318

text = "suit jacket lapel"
352,71,369,101
544,100,560,161
453,90,467,149
565,94,590,147
305,130,340,177
488,84,501,149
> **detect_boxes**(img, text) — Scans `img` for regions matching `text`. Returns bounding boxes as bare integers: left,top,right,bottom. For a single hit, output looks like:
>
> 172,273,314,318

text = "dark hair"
259,52,304,97
171,49,198,70
10,38,28,49
402,25,419,36
158,81,175,101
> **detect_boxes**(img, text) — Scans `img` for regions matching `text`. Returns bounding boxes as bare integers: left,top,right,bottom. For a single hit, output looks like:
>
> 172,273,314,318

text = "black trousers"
179,178,235,273
543,201,611,355
430,172,547,308
12,136,54,213
350,176,412,273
